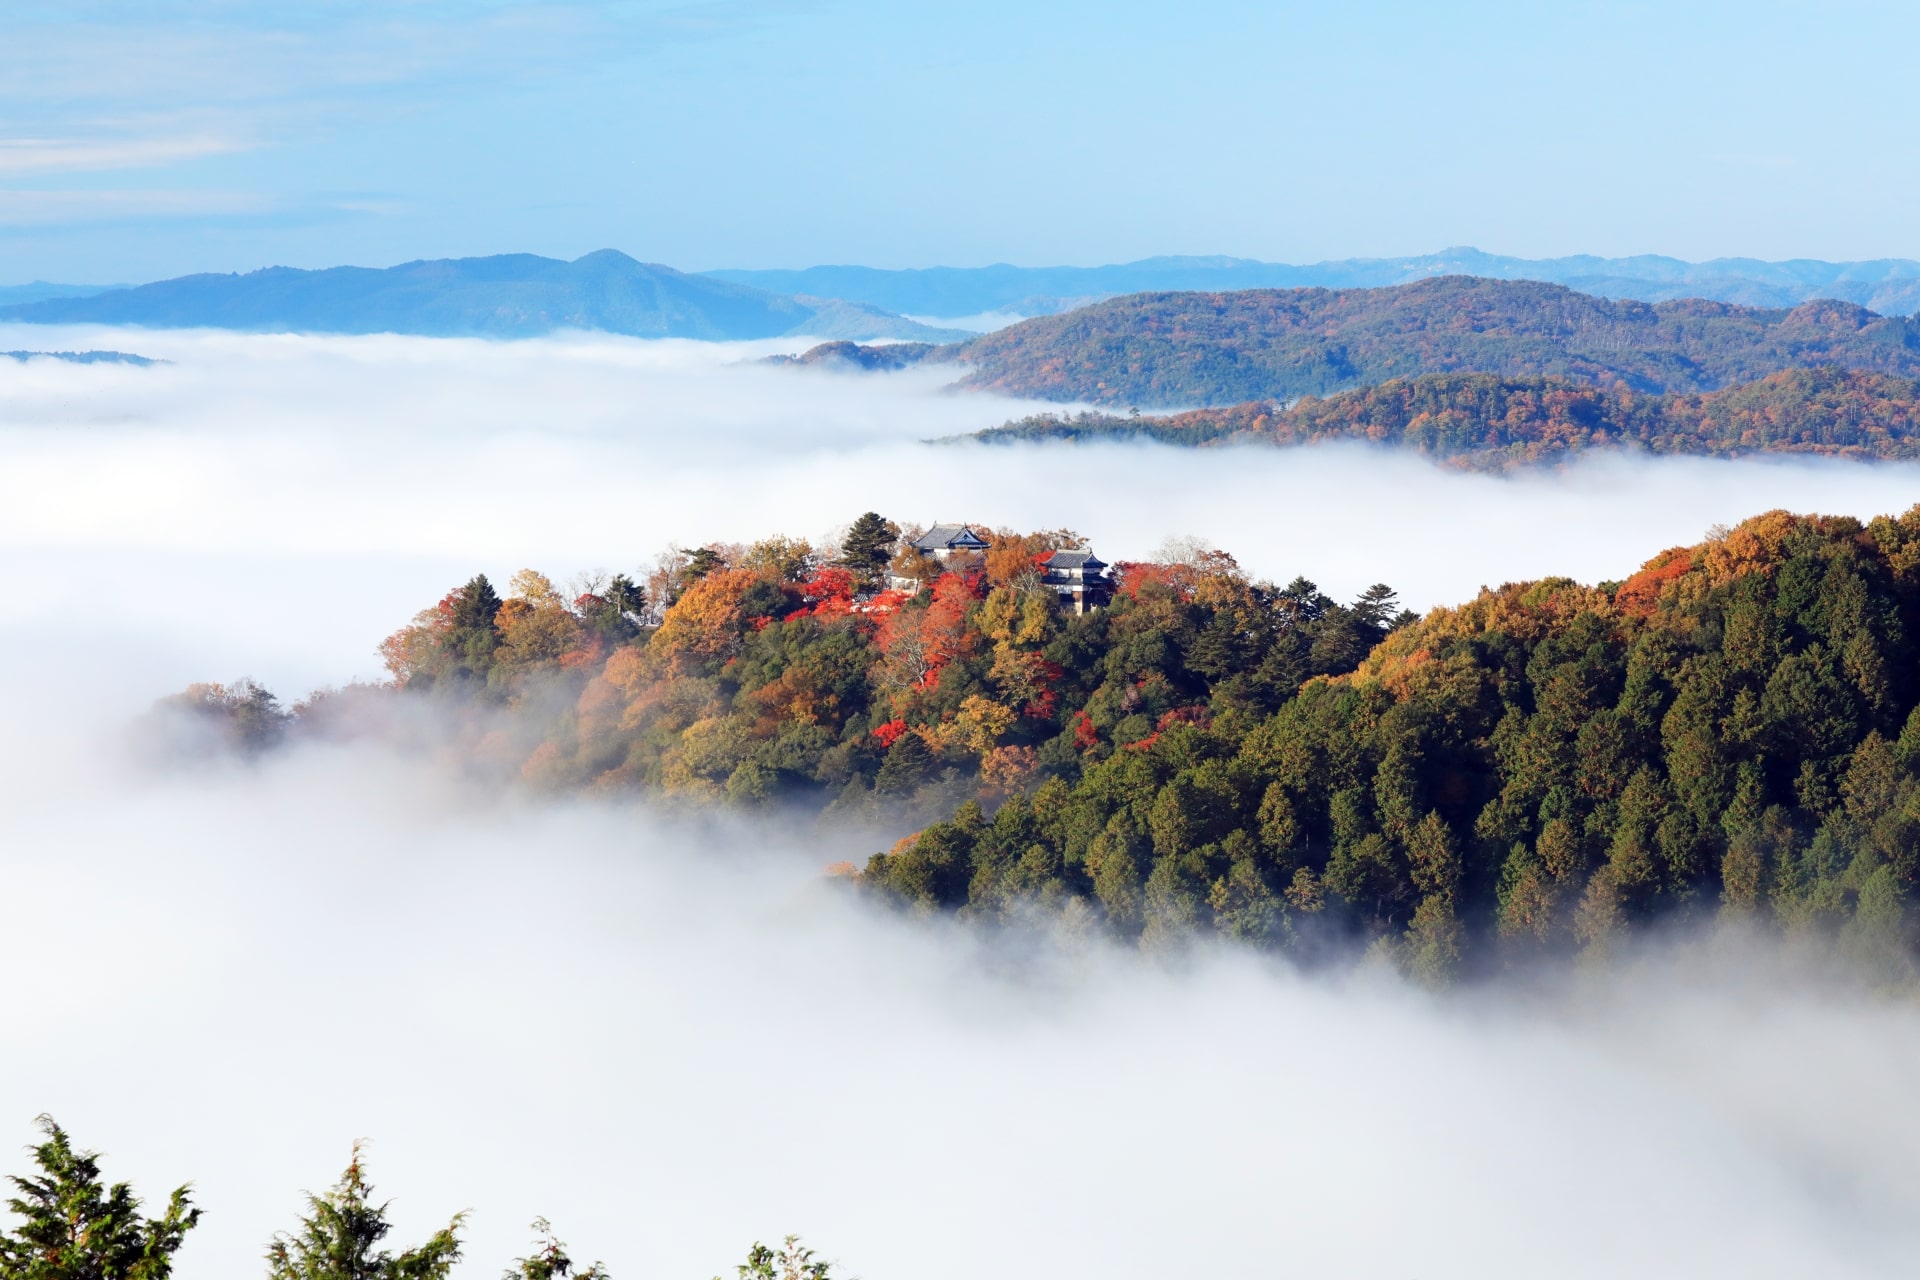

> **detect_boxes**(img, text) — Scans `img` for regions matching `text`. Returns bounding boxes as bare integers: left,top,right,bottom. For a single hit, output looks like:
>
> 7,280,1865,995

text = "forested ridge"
798,277,1920,409
968,366,1920,468
174,506,1920,980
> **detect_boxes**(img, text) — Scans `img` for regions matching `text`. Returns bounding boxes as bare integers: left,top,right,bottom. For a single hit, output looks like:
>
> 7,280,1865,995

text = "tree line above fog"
965,367,1920,468
168,508,1920,985
0,1116,829,1280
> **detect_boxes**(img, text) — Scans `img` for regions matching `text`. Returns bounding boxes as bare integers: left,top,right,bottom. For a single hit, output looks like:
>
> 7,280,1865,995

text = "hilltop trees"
175,502,1920,975
972,367,1920,471
336,517,1417,823
834,513,898,591
0,1117,199,1280
147,679,290,756
860,507,1920,977
380,575,504,689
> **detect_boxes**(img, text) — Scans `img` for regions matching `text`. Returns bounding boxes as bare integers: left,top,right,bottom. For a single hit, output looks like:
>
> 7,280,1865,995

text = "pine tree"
603,575,646,625
0,1116,200,1280
264,1146,462,1280
445,575,502,681
835,513,899,591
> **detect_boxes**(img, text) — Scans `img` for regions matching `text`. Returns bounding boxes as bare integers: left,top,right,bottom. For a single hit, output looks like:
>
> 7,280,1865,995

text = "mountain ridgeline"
709,247,1920,319
0,250,962,342
173,507,1920,981
967,367,1920,468
919,277,1920,408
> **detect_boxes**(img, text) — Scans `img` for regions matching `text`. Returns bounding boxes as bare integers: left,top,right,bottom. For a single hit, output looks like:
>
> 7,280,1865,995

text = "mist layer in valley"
10,324,1920,694
10,327,1920,1277
10,662,1920,1280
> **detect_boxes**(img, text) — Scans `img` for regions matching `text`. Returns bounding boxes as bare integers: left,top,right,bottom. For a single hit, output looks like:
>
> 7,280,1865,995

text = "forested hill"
967,367,1920,468
863,508,1920,979
932,277,1920,408
173,506,1920,980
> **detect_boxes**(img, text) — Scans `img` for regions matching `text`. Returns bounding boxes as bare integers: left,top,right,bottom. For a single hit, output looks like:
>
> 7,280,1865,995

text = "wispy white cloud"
0,134,248,176
0,188,277,227
0,2,804,110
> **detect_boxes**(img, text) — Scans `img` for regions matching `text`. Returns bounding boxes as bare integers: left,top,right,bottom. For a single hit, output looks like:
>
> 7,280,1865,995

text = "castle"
897,524,1113,614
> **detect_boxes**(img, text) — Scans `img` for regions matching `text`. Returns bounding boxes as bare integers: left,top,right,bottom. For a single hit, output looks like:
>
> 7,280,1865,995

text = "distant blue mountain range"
7,247,1919,342
0,251,965,342
0,282,127,307
707,248,1920,319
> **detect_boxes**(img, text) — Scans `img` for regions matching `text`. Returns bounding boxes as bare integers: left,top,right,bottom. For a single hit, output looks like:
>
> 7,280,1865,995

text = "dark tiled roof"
1042,549,1106,570
911,524,989,552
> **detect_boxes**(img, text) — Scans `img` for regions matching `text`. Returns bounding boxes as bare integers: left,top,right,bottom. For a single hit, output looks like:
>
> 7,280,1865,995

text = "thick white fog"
8,328,1920,1278
8,691,1920,1280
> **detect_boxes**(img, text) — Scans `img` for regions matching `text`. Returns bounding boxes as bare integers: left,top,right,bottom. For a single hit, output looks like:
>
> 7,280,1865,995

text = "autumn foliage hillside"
865,507,1920,979
172,507,1920,981
260,524,1407,830
968,366,1920,469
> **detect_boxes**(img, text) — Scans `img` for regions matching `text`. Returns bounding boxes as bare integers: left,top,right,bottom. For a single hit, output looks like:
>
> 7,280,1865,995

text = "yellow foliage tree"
739,535,816,583
494,568,582,670
954,694,1017,755
652,567,757,664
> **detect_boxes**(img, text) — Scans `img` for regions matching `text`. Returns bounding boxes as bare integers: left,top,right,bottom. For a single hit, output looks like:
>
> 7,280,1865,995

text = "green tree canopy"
265,1147,462,1280
0,1116,200,1280
504,1220,604,1280
719,1237,832,1280
835,512,899,590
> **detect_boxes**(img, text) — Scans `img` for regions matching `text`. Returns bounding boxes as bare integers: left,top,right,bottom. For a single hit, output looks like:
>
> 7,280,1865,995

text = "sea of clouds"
7,328,1920,1278
11,323,1920,696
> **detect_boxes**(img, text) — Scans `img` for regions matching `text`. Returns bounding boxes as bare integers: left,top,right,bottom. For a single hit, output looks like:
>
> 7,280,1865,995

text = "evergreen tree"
670,548,728,606
265,1147,461,1280
603,575,647,624
504,1221,604,1280
873,731,932,794
680,548,726,584
0,1116,200,1280
835,513,899,591
719,1237,832,1280
444,575,502,683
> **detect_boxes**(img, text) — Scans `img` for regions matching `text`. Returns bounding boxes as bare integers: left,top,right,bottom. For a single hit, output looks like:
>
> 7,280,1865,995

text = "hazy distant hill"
934,277,1920,407
965,367,1920,468
764,340,940,372
0,250,957,342
710,248,1920,319
0,282,121,307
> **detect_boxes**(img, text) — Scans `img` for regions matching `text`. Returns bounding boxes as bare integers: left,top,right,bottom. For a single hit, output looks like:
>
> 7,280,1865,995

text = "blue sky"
4,0,1918,282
